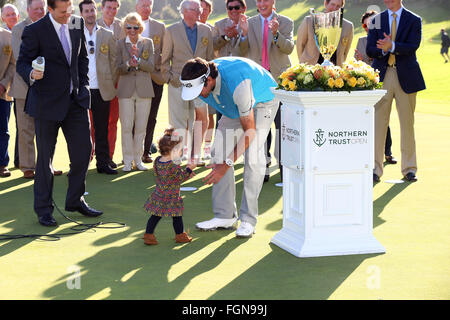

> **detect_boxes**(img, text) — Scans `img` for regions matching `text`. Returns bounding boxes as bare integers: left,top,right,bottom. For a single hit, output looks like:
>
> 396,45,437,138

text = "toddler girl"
143,128,196,245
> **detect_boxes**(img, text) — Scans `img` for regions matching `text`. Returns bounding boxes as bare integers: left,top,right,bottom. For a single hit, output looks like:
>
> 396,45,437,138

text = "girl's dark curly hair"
158,127,183,156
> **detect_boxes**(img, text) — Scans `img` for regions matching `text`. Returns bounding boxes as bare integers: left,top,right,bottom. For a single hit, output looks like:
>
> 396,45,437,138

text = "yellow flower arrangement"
277,58,382,92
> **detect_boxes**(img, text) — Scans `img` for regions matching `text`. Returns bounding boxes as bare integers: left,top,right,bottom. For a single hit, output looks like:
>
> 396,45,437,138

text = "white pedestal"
270,89,387,258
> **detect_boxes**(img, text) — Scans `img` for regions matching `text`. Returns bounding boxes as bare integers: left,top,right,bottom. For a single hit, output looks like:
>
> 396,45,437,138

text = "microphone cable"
0,107,126,242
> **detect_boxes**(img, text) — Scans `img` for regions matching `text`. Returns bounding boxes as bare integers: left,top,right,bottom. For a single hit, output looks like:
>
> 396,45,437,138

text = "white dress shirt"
49,13,72,58
141,19,150,38
84,25,98,89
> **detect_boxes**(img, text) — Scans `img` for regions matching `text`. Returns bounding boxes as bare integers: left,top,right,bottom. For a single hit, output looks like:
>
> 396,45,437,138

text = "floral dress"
143,156,192,217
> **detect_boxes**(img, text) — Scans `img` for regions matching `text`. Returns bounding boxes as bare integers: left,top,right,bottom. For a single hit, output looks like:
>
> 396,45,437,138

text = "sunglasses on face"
88,40,94,54
227,5,241,11
126,25,140,30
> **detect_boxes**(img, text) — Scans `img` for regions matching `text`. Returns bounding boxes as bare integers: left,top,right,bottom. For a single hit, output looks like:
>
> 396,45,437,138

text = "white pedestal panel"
271,90,386,258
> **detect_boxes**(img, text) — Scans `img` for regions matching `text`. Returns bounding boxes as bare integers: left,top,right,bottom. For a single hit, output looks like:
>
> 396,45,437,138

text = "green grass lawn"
0,1,449,300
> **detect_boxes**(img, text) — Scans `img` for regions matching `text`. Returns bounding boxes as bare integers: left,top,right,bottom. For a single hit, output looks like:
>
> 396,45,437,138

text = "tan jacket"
10,17,32,99
354,36,373,65
296,16,354,67
94,26,118,101
161,20,214,88
239,13,294,79
116,36,154,99
97,17,125,41
146,18,165,85
213,18,245,58
0,27,15,101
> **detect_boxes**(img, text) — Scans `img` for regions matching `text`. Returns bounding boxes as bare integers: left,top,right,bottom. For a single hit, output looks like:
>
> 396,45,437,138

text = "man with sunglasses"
136,0,165,165
17,0,102,227
161,0,214,164
296,0,353,67
80,0,118,175
213,0,247,59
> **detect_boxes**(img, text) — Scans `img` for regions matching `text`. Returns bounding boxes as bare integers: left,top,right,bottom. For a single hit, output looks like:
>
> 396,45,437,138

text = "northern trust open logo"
313,129,368,147
313,129,326,147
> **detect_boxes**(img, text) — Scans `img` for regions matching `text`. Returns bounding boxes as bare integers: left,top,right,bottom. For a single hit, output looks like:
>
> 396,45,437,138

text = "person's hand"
31,69,44,80
376,33,393,52
269,17,279,35
354,48,364,61
202,163,229,185
224,24,239,38
239,14,248,37
0,84,5,96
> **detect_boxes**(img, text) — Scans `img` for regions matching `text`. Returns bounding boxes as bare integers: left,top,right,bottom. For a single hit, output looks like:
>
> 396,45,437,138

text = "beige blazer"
161,20,214,88
10,17,32,99
354,35,373,65
146,18,165,85
240,13,294,79
116,36,154,99
0,27,15,101
213,18,245,58
97,17,126,41
296,16,353,67
95,26,118,101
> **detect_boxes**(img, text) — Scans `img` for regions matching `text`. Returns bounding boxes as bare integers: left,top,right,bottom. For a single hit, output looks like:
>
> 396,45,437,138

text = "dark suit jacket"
16,13,90,121
366,8,426,94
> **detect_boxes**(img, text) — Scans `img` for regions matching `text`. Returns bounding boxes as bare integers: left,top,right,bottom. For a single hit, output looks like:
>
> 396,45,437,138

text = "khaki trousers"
15,98,36,172
374,67,417,177
211,99,279,227
167,84,207,156
118,93,151,166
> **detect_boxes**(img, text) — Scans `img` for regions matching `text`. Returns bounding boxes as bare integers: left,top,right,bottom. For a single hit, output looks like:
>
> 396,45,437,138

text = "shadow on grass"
373,179,411,228
1,161,401,299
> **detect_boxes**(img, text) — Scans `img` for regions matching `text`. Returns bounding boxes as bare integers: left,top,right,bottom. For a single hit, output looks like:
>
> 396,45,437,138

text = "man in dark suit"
17,0,103,227
367,0,426,183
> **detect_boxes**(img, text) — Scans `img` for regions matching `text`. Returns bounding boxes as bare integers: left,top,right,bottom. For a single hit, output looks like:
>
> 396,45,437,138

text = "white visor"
180,67,210,101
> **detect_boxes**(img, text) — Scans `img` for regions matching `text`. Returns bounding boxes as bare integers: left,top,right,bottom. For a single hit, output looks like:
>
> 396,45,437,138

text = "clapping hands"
377,32,393,52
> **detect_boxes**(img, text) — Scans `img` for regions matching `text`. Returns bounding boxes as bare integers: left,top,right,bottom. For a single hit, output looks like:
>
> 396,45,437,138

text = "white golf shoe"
235,221,255,238
196,217,237,230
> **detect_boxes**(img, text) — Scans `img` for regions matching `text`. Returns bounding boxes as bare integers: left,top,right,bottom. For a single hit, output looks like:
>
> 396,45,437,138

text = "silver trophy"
310,7,344,66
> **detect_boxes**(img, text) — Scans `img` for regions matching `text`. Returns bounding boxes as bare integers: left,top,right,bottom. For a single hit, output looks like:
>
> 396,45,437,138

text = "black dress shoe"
97,165,118,175
38,214,58,227
373,173,380,183
108,159,118,169
385,155,398,164
263,174,270,183
66,200,103,217
404,172,417,182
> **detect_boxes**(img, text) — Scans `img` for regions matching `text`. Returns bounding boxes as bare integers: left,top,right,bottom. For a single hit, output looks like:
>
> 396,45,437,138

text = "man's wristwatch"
225,158,234,167
222,34,231,41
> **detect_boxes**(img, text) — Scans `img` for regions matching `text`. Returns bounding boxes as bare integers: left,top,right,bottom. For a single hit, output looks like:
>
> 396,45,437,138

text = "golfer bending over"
180,56,278,237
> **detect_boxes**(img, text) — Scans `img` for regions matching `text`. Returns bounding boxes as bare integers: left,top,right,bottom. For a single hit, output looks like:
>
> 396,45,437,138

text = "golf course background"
0,0,449,299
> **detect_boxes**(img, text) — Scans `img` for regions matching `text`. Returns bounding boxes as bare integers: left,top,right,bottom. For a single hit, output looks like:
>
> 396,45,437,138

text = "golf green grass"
0,1,449,300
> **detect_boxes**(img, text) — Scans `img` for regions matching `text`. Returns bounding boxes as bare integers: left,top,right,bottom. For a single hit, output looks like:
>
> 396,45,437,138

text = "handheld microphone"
32,56,45,72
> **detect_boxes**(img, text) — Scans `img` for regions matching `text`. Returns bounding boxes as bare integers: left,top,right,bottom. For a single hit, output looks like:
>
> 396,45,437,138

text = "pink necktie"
261,18,270,71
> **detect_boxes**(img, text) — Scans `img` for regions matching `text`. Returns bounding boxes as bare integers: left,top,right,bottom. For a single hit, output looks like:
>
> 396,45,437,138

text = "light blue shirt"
386,6,404,54
183,20,197,53
259,12,275,36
